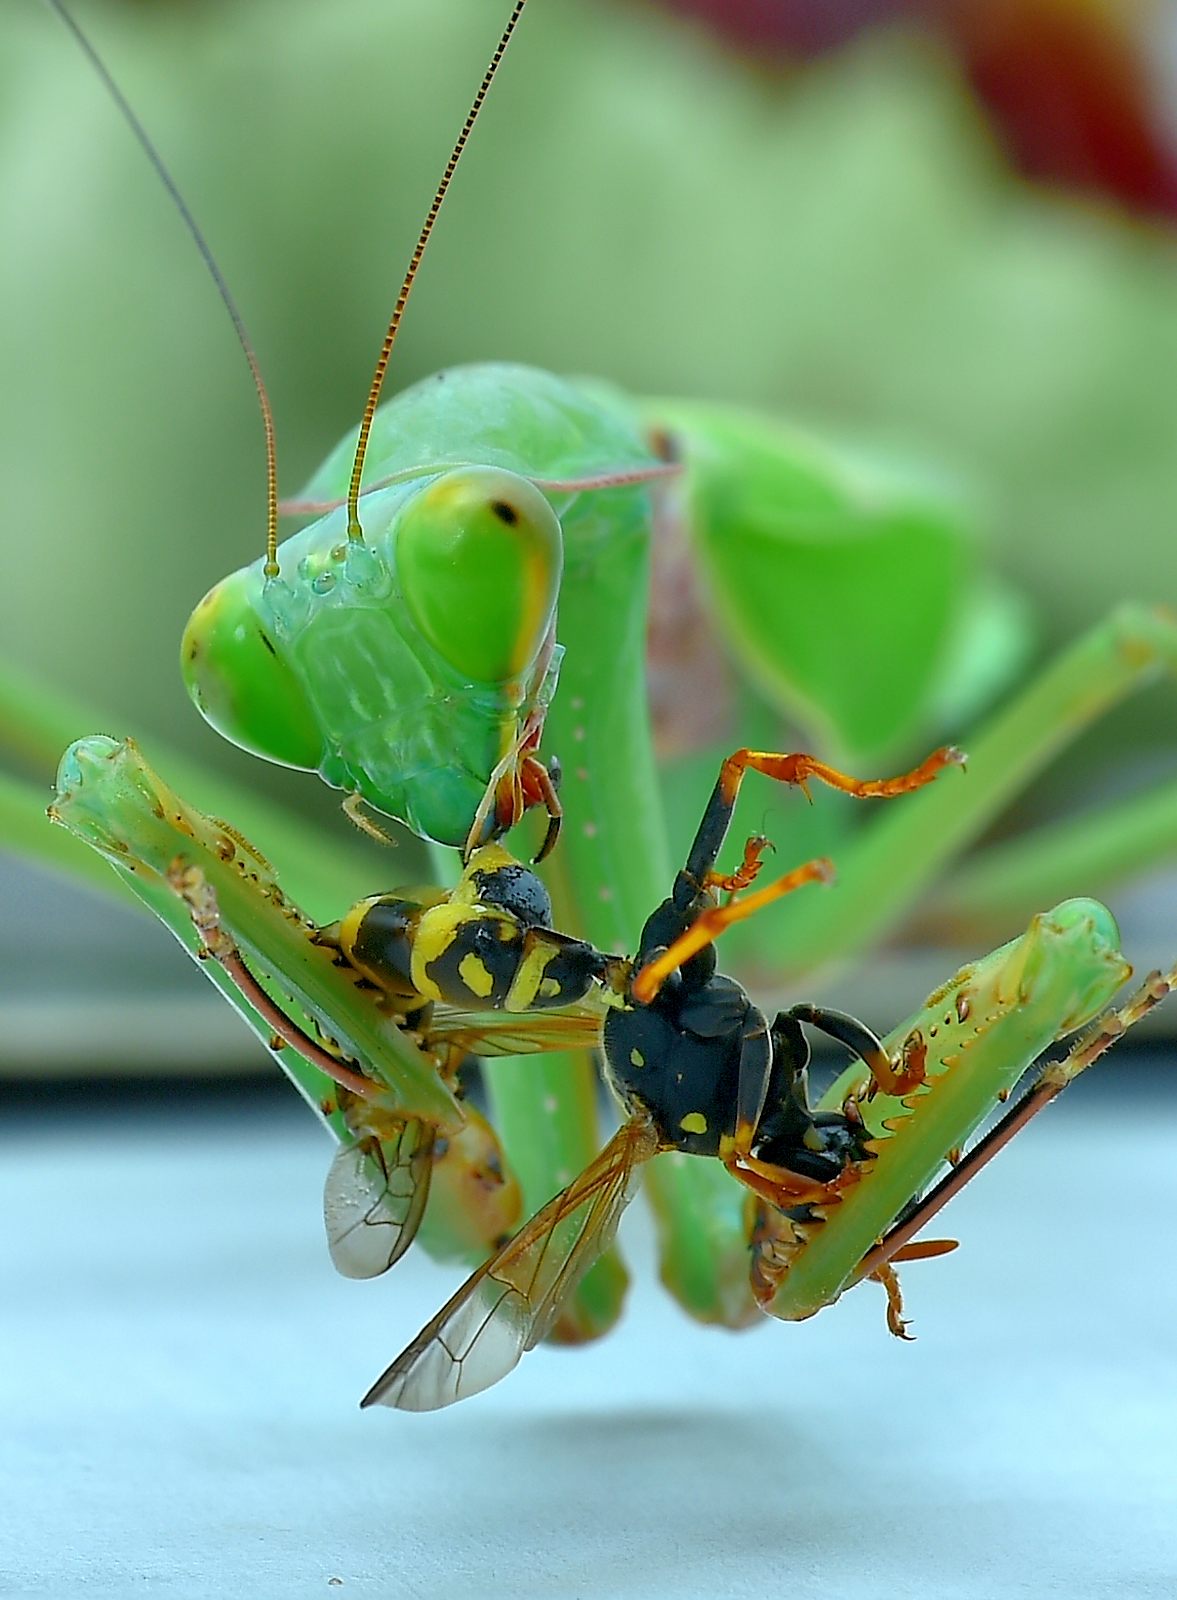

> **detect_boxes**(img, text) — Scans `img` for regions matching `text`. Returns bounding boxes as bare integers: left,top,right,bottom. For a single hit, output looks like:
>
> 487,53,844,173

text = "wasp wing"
428,1002,604,1058
323,1116,435,1279
361,1116,657,1411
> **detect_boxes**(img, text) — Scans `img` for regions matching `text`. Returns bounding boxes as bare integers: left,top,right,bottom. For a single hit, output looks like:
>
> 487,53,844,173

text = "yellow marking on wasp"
410,902,476,999
630,1049,645,1069
508,936,558,1012
539,977,561,999
458,953,495,999
680,1111,708,1136
338,897,375,959
454,843,516,905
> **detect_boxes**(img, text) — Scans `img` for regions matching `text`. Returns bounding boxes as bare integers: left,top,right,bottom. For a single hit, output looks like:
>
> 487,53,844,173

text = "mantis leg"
757,897,1133,1325
854,955,1177,1284
51,736,531,1269
170,859,383,1105
50,738,458,1126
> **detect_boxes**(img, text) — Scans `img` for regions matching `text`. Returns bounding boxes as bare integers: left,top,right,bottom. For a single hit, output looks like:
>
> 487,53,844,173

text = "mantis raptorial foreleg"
753,897,1134,1325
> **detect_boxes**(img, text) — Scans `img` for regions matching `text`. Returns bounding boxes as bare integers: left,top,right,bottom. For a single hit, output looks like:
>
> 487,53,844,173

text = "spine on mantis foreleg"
755,897,1130,1324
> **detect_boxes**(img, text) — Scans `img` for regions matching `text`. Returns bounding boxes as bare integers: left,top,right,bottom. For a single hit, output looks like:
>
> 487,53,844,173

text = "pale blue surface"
2,1079,1176,1599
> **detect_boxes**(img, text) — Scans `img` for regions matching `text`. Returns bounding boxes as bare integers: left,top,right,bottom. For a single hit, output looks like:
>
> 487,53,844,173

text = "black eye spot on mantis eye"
257,630,278,658
491,500,519,526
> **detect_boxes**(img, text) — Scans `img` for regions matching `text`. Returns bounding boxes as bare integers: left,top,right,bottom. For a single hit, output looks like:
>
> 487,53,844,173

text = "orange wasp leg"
716,744,967,812
632,856,834,1005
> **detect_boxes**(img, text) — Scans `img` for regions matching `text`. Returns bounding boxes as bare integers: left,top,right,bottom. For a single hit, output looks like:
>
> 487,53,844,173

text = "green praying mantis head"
181,464,564,851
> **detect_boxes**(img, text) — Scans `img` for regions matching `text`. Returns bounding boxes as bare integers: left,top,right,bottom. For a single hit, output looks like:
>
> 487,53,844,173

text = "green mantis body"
251,345,1177,1338
8,0,1177,1378
244,357,999,1333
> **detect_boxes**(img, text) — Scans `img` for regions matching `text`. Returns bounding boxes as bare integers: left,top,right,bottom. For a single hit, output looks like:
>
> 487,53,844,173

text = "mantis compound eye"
181,569,321,771
395,467,562,688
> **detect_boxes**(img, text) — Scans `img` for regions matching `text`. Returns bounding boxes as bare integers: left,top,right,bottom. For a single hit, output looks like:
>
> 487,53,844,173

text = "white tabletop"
3,1071,1175,1600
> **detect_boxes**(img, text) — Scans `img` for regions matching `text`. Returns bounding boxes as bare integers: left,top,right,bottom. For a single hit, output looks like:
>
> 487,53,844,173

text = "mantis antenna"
45,0,281,577
344,0,530,545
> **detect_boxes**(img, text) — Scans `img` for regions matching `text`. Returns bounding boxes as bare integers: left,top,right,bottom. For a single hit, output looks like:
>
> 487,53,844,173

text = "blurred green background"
2,0,1176,1069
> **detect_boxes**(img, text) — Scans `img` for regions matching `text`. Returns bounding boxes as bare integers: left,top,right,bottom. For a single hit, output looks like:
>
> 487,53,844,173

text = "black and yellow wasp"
207,739,961,1404
182,739,949,1289
349,743,964,1409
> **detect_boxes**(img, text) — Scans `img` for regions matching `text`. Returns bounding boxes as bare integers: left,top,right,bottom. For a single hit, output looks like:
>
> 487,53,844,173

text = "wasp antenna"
345,0,529,544
46,0,280,576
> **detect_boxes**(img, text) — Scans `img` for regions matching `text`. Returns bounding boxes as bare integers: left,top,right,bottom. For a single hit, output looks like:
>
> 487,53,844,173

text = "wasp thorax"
466,844,554,928
395,467,562,686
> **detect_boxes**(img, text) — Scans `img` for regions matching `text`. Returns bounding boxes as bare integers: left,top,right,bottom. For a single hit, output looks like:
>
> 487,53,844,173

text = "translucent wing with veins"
324,1116,435,1279
361,1115,659,1411
428,1001,605,1059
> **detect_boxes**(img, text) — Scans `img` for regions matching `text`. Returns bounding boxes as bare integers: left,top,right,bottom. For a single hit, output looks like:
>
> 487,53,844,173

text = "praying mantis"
4,0,1177,1395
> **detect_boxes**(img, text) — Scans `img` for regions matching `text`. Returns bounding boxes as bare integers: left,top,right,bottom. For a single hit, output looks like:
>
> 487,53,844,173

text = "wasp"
352,742,1171,1411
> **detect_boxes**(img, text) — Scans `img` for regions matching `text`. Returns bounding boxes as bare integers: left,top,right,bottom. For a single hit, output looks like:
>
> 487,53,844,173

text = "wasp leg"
723,1156,852,1210
781,1002,927,1098
724,1011,876,1209
682,744,965,887
704,834,773,896
753,1012,876,1181
730,1002,775,1154
870,1261,915,1340
632,856,834,1004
